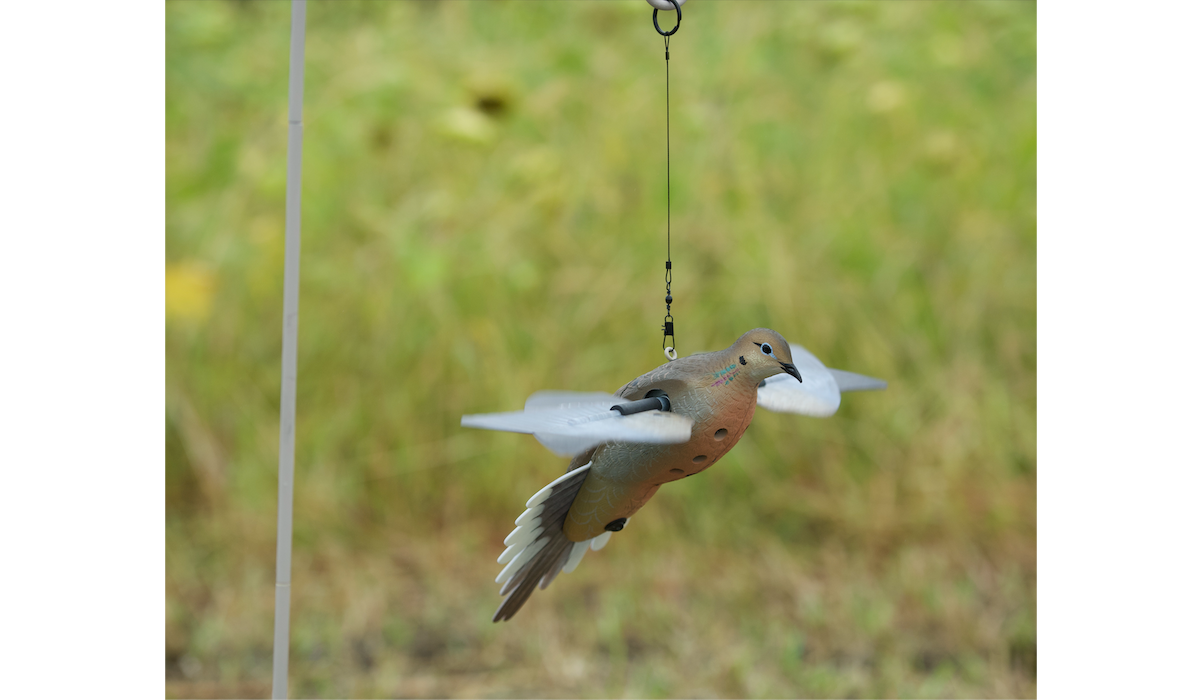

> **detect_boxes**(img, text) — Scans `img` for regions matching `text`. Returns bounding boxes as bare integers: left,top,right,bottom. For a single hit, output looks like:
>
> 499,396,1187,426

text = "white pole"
272,1,306,698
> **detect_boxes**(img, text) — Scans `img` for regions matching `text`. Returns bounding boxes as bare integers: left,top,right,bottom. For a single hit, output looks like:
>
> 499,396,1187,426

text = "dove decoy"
462,328,885,621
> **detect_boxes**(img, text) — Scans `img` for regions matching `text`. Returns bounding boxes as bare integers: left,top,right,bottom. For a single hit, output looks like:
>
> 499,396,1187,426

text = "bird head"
732,328,803,384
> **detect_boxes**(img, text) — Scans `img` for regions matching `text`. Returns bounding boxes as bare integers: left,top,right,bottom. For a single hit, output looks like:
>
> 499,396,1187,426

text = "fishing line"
652,0,681,360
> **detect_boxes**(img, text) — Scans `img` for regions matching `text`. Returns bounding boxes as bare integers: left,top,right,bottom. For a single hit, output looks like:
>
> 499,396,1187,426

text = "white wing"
757,341,886,417
828,369,888,393
757,370,841,417
462,390,693,457
523,391,619,411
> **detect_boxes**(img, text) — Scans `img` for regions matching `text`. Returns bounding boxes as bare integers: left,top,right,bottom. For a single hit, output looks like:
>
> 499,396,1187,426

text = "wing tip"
829,369,889,393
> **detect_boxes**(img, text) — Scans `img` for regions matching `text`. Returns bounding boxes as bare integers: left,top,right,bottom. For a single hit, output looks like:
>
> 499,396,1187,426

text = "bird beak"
780,362,802,383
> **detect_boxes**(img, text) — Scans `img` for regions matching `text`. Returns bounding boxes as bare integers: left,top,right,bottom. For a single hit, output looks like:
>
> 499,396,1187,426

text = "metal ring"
664,346,678,361
652,0,681,37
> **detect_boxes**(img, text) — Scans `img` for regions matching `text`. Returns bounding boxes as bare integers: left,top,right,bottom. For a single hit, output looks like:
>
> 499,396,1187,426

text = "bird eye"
761,343,773,356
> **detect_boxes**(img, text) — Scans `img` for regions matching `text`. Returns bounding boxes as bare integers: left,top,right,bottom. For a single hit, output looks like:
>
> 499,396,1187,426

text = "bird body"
564,329,790,541
462,328,885,621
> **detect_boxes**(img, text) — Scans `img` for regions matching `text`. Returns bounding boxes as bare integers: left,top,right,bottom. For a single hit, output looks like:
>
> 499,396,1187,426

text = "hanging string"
653,1,681,360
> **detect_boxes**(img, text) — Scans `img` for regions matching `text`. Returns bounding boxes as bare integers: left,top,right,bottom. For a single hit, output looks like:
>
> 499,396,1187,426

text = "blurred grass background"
166,1,1035,697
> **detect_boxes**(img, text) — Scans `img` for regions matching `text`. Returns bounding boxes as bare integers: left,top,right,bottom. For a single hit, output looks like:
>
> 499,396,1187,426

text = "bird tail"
492,460,617,622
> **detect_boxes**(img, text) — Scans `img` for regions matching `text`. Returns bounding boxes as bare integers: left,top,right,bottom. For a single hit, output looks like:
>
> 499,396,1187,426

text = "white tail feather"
496,536,548,584
525,485,553,509
590,530,613,551
561,541,589,574
514,504,543,527
504,525,542,552
497,541,524,565
526,463,591,507
503,523,529,547
502,525,523,546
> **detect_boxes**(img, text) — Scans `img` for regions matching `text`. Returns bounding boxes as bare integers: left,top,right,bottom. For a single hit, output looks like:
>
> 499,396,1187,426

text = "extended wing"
756,341,887,417
462,390,693,457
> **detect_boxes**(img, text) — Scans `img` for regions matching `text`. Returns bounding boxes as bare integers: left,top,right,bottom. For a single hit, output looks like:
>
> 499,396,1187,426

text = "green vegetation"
167,1,1035,697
